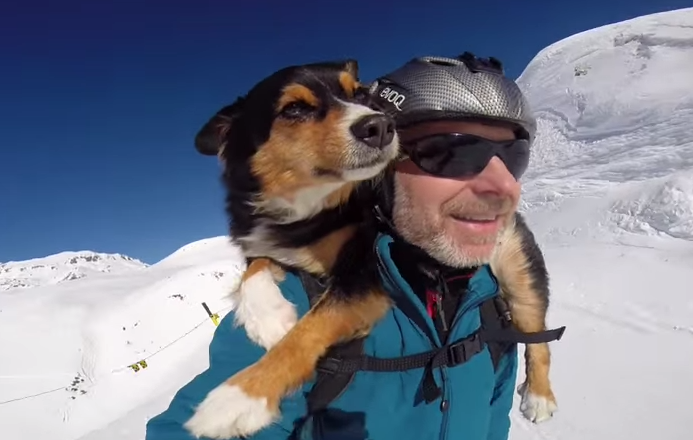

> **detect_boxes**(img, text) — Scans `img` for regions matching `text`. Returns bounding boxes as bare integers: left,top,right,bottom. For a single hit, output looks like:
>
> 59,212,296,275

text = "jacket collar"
373,233,499,346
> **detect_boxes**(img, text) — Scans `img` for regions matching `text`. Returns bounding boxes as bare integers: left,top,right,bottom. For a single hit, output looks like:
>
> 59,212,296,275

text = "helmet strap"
373,167,398,234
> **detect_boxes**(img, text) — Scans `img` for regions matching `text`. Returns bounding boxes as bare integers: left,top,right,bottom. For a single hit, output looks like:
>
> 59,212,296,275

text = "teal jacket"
145,233,518,440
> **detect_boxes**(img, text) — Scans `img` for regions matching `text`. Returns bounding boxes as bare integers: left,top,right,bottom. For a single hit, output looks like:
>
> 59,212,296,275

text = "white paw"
233,267,298,349
518,382,557,423
184,383,277,439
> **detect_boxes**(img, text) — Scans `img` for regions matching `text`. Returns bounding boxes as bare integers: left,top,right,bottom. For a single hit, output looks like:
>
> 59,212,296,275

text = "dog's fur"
184,60,558,439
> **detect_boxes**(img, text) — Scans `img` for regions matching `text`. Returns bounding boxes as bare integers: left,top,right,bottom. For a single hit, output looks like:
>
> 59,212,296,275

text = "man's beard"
391,179,513,268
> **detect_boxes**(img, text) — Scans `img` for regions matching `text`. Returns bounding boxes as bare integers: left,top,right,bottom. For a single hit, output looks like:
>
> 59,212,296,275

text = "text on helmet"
379,87,406,111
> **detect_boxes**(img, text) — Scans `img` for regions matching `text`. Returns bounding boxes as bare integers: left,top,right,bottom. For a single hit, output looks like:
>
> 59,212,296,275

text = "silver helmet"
369,53,536,143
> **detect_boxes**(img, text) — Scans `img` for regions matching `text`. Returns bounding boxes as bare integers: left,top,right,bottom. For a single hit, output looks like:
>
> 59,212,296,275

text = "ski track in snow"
2,7,693,440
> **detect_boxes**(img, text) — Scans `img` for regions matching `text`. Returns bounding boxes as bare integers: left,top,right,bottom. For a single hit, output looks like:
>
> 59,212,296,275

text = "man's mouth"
451,214,499,223
449,214,503,236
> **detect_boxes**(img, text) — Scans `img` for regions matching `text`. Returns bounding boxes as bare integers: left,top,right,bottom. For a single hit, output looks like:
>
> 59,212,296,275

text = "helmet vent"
427,59,456,67
457,52,504,74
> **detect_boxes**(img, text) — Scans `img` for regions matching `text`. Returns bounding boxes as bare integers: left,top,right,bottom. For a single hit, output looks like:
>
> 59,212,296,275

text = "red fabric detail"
445,271,476,283
425,289,437,318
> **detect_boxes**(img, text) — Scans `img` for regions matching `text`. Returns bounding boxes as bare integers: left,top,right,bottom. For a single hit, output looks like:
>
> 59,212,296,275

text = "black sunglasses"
399,133,530,180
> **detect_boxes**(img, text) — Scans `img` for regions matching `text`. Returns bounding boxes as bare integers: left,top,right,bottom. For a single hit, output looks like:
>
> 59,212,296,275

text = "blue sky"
1,0,688,264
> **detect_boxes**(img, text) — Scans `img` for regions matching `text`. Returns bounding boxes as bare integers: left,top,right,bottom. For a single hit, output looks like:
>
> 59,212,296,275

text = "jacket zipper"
449,272,498,337
438,362,451,440
439,269,499,440
433,274,450,335
376,250,442,346
375,245,498,440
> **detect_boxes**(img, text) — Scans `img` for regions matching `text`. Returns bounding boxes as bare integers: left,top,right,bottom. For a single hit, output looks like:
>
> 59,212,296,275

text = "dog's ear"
343,59,359,80
194,97,246,156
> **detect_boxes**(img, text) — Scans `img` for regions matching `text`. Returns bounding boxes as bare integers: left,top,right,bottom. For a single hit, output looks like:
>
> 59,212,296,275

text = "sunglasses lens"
504,142,530,179
405,134,530,179
407,136,455,175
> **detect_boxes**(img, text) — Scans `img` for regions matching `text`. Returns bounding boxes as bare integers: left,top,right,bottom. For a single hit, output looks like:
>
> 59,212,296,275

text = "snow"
2,7,693,440
511,8,693,439
0,251,148,292
0,236,244,440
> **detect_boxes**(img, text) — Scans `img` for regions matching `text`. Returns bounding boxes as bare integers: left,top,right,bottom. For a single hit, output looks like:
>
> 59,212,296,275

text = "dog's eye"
353,87,370,104
279,101,316,119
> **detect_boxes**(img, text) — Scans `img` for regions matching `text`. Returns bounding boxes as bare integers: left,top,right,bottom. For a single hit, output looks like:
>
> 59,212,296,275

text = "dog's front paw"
185,383,278,439
517,381,558,423
233,267,297,349
240,294,297,350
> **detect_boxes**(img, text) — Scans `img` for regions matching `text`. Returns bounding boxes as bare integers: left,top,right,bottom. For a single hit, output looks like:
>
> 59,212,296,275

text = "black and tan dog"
185,60,561,439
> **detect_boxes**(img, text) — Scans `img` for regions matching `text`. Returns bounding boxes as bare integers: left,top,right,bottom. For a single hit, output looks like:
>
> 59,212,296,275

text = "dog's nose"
350,114,395,149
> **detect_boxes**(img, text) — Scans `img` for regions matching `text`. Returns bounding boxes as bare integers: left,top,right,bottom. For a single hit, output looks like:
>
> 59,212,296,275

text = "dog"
184,59,561,438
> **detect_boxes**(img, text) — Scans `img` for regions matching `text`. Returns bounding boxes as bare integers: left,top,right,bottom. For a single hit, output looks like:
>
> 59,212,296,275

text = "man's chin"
423,234,496,268
456,242,497,266
438,220,501,266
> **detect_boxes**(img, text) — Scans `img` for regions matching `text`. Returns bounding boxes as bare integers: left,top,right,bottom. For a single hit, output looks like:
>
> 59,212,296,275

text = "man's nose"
468,156,520,197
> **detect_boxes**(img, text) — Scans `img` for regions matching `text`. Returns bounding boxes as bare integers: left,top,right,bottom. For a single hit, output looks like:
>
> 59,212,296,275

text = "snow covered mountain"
1,7,692,440
517,7,693,243
0,236,244,440
0,251,148,292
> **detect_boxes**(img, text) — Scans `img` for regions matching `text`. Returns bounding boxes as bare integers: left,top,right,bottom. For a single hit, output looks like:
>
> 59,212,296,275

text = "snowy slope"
2,7,693,440
0,251,148,292
517,6,693,244
0,236,245,440
510,8,693,440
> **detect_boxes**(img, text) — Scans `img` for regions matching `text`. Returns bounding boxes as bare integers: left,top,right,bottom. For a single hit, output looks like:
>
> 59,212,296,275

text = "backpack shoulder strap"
295,270,367,413
481,295,566,346
479,297,515,370
296,270,328,307
307,338,367,413
297,270,566,411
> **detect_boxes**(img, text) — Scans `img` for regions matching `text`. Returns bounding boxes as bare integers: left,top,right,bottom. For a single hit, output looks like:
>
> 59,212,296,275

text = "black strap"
317,331,486,404
308,338,367,413
297,270,329,306
484,325,566,344
316,333,484,375
313,297,565,403
480,298,511,370
297,269,567,409
314,305,565,375
296,270,368,413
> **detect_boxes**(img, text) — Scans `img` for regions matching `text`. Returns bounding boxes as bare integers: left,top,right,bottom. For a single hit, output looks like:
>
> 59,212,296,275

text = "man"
146,52,537,440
